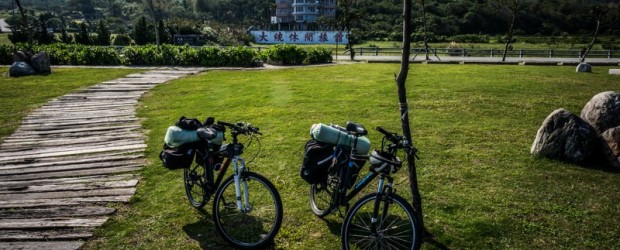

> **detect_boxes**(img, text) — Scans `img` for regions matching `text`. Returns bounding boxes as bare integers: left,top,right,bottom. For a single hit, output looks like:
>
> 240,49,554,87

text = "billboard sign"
251,31,348,45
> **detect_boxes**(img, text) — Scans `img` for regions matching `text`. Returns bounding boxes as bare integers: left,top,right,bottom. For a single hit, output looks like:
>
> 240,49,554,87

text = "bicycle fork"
232,157,252,213
370,176,393,236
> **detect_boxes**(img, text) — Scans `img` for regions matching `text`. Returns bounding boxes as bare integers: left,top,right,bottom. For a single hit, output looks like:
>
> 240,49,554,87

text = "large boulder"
601,126,620,166
9,61,35,77
531,108,600,163
30,51,51,74
580,91,620,133
12,50,32,64
576,63,592,73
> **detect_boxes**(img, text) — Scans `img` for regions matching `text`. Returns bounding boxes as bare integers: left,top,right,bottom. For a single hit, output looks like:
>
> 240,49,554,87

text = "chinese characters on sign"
251,31,349,45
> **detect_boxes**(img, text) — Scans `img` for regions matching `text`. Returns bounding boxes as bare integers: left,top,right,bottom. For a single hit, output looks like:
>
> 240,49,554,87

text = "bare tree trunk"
145,0,160,46
396,0,425,240
14,0,34,44
580,19,600,63
502,0,518,62
421,0,430,60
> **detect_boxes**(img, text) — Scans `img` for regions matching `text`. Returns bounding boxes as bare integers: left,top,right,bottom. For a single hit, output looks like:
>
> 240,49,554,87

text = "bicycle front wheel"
184,164,210,208
342,193,421,250
212,172,283,249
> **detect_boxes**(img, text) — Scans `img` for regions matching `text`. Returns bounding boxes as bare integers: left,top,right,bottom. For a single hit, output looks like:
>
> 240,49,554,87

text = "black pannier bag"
175,116,203,130
159,143,196,170
300,139,334,184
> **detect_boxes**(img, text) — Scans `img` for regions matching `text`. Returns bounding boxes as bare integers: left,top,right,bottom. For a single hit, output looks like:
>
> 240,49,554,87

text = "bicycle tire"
341,193,421,250
212,172,283,249
309,183,334,217
184,164,210,208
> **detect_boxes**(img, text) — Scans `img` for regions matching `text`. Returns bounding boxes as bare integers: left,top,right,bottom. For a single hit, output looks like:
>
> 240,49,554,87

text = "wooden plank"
0,135,143,151
0,174,137,188
0,144,146,162
33,106,135,113
0,149,144,166
21,113,134,122
0,165,142,181
3,128,141,141
0,139,144,158
30,107,135,114
0,138,144,156
18,118,138,129
0,154,143,170
0,180,138,194
0,196,133,208
0,228,94,240
0,206,116,219
0,217,108,229
0,241,84,250
101,78,170,83
0,187,136,201
0,160,144,176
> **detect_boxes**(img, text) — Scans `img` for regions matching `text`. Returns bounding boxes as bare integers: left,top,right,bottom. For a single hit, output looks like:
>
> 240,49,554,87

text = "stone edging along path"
0,68,204,250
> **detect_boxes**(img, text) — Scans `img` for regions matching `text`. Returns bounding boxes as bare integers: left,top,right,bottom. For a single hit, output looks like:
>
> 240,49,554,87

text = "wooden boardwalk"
0,68,204,250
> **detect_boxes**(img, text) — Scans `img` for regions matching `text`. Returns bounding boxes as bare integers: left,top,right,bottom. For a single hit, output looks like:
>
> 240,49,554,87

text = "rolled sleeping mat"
165,126,199,148
310,123,371,155
164,126,225,147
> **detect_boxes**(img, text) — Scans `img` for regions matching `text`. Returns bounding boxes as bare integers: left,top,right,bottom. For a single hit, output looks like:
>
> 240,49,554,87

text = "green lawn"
0,33,10,46
0,67,144,141
81,63,620,249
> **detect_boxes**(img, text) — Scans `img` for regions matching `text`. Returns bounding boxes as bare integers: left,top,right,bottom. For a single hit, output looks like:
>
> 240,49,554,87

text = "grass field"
69,63,620,249
0,67,144,141
0,33,10,45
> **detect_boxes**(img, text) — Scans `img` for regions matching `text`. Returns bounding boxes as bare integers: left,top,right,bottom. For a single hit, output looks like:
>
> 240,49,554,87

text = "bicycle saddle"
346,122,368,136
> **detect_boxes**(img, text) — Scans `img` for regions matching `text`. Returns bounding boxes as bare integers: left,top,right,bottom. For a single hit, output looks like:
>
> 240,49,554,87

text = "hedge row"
0,44,333,67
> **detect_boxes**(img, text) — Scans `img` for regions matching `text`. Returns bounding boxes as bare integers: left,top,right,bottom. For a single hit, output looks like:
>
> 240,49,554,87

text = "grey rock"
531,108,600,163
9,61,35,77
31,51,51,74
12,50,31,64
580,91,620,133
576,63,592,73
602,127,620,167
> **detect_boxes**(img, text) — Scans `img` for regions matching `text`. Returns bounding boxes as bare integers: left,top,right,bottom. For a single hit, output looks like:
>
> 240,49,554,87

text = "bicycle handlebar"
217,121,262,135
375,126,400,145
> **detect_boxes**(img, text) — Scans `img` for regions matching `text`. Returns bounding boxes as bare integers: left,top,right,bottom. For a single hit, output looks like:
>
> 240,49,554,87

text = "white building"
273,0,337,30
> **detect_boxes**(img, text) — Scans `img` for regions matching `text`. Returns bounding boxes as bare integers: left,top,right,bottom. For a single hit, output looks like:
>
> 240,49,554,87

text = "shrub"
262,44,307,65
0,45,13,65
196,47,224,67
113,34,132,46
305,47,332,64
449,34,489,43
34,44,120,65
122,45,161,65
222,46,259,67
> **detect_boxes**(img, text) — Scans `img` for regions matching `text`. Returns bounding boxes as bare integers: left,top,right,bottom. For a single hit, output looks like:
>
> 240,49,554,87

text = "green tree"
59,16,73,44
35,14,56,44
96,20,111,45
133,16,150,45
133,17,155,45
157,20,172,44
75,22,91,45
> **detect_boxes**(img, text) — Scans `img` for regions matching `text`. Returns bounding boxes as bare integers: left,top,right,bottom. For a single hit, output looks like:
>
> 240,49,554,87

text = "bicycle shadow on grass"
318,216,344,236
182,208,279,250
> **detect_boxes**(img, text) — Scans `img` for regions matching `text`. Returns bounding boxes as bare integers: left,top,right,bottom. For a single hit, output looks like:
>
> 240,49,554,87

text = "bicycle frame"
328,132,398,214
196,136,252,213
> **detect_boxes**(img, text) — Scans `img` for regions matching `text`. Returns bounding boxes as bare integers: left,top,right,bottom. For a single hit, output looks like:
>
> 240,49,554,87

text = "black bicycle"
308,123,421,249
184,120,283,249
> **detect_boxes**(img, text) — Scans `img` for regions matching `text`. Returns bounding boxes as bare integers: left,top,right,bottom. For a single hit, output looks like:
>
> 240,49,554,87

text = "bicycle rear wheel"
309,182,334,217
184,164,210,208
212,172,283,249
341,193,421,250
